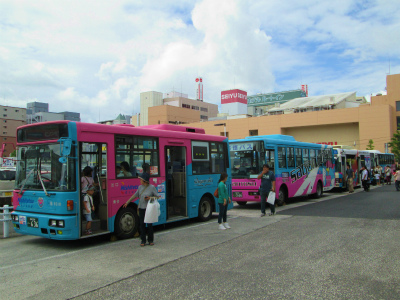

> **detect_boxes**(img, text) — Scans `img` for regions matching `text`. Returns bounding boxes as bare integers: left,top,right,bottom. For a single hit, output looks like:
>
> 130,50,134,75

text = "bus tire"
114,207,139,239
198,197,213,221
237,201,247,206
311,181,323,199
276,187,287,206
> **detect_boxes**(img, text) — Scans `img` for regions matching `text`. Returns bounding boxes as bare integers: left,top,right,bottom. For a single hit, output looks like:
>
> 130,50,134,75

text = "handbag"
144,198,160,224
267,191,276,205
214,188,219,198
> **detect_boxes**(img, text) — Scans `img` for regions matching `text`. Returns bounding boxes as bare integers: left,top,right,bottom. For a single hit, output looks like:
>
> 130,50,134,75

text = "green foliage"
388,130,400,162
10,150,16,157
366,139,374,150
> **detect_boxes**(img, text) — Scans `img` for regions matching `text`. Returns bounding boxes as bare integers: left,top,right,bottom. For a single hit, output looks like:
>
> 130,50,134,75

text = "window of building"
182,104,190,109
200,115,208,120
200,107,208,112
397,117,400,130
3,114,7,117
15,109,19,112
115,135,159,177
396,101,400,111
4,108,7,111
249,130,258,136
191,106,199,110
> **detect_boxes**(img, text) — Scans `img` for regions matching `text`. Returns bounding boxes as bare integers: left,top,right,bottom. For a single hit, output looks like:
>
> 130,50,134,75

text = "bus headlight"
49,219,65,228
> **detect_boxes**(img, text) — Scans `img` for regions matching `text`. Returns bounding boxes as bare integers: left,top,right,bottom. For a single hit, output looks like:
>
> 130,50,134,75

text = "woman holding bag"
217,172,231,230
123,172,159,247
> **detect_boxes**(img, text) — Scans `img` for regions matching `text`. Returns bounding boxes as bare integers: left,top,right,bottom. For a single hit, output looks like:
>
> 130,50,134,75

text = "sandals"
140,243,145,247
149,242,154,246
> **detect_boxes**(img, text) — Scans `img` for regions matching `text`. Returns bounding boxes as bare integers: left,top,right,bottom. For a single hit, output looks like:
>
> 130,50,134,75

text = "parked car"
0,167,16,206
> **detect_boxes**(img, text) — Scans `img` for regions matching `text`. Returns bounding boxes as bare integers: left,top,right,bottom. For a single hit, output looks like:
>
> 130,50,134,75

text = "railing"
1,205,13,238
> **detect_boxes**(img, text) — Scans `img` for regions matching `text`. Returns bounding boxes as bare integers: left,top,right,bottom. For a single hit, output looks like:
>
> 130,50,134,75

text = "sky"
1,0,399,123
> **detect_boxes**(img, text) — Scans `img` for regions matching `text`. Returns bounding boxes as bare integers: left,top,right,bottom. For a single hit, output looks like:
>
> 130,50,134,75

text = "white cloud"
0,0,399,123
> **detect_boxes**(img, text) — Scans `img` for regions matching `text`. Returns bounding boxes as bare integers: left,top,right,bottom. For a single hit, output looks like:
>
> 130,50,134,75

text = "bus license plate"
27,217,39,228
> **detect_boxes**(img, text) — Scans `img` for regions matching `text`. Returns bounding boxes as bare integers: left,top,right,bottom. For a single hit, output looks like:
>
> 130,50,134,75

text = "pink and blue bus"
11,121,232,240
230,135,335,206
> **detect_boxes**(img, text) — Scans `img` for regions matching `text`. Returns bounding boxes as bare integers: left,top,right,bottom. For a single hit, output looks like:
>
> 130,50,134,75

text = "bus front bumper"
11,211,79,240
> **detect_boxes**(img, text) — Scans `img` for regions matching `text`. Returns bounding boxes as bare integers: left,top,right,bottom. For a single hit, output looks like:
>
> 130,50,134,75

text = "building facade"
247,89,306,116
0,105,26,156
185,74,400,154
140,91,163,126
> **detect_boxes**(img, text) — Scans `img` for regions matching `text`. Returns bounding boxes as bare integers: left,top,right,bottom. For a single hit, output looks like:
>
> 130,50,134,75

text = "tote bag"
267,191,276,205
144,198,160,224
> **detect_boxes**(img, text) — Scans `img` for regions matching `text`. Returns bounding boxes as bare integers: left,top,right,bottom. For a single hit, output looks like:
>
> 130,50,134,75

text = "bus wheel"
315,182,323,198
276,187,287,206
198,197,212,221
114,207,139,239
237,201,247,206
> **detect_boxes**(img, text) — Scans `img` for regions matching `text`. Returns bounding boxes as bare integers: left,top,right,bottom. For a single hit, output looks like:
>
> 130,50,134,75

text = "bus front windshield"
230,141,265,179
16,143,76,192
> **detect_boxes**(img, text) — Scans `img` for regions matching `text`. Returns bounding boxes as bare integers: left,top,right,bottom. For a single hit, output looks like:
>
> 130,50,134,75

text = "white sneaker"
218,224,226,230
223,222,231,229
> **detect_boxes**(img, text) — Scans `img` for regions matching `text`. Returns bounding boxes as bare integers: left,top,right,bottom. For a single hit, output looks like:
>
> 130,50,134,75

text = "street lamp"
214,123,226,137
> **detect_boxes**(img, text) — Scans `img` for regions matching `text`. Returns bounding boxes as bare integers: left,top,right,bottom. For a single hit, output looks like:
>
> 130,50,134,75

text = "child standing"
82,186,96,235
374,171,380,186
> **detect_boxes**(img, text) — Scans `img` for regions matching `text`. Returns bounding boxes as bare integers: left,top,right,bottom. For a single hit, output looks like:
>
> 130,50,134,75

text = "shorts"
83,213,92,222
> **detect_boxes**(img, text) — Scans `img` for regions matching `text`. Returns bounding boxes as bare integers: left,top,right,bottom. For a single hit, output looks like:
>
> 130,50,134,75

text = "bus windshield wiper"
37,170,49,196
19,168,35,194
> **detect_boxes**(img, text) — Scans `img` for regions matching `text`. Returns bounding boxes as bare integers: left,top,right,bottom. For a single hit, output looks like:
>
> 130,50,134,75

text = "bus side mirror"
58,138,73,163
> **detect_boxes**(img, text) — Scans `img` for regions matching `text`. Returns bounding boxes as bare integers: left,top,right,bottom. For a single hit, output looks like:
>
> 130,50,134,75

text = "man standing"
258,164,276,217
346,164,354,193
361,166,369,192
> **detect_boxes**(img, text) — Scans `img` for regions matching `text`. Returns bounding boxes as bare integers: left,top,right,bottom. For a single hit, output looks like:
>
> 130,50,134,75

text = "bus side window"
278,147,286,169
296,148,302,167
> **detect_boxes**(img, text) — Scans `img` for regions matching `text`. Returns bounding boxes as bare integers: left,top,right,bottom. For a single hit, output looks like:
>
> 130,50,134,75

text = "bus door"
165,146,187,221
80,142,108,237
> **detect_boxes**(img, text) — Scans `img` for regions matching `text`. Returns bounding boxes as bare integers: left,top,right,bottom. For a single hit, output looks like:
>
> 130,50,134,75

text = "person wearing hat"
123,172,160,246
257,164,276,217
82,186,96,235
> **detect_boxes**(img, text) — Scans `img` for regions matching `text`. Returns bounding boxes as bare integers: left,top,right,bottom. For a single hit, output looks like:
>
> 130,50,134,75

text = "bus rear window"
17,124,69,142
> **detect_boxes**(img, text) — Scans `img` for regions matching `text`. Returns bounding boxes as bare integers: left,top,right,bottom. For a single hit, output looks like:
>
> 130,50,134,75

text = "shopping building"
185,73,400,154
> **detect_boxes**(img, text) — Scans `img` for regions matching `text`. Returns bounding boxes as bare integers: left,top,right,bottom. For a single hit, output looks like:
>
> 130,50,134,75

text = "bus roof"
16,121,225,144
232,134,331,148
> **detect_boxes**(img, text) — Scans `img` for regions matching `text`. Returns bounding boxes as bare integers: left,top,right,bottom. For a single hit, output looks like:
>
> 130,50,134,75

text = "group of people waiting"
345,164,397,193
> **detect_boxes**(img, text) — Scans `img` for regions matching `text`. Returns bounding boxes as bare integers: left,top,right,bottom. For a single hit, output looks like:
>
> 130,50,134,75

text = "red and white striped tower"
196,77,203,101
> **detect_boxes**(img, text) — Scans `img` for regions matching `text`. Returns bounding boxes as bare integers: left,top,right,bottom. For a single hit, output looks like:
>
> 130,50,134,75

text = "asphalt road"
2,184,400,299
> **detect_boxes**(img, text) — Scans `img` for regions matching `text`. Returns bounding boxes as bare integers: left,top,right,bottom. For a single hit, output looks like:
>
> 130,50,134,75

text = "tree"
366,139,374,150
10,150,17,157
388,130,400,162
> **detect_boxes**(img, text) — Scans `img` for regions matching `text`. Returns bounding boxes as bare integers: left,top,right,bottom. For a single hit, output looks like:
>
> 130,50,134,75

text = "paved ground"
2,184,400,299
